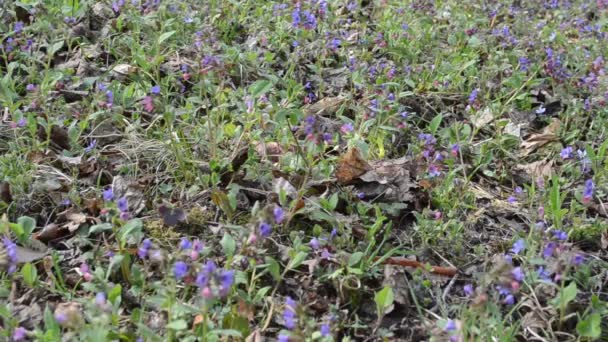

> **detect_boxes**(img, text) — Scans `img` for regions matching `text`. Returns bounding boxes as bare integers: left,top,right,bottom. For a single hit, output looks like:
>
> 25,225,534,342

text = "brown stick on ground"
375,256,459,277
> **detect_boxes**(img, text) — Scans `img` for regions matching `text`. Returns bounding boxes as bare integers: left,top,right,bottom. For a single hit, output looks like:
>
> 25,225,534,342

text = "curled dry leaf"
520,119,560,156
303,96,345,116
383,264,410,305
514,159,554,180
336,147,371,185
255,141,284,163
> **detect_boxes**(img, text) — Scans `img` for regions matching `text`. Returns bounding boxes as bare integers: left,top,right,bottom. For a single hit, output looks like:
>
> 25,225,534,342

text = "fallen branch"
375,256,459,277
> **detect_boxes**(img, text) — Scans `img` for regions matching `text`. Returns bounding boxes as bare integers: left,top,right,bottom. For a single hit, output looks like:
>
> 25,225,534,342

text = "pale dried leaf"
272,177,297,198
514,159,554,179
520,119,560,156
601,231,608,250
16,245,48,263
471,107,494,128
383,265,410,305
303,96,345,116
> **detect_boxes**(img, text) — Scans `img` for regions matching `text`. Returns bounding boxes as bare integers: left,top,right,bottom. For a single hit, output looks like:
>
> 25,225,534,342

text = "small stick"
376,256,458,277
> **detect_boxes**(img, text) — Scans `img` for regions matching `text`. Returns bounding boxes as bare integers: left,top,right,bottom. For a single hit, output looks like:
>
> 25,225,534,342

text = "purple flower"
552,230,568,241
117,197,128,212
511,267,524,282
572,254,584,265
514,186,523,194
519,57,530,71
138,238,152,259
543,242,556,258
428,164,441,177
173,261,189,279
444,319,456,331
12,327,26,341
468,88,479,104
16,118,26,127
103,188,114,201
85,139,97,153
219,269,235,295
340,123,354,134
196,271,209,288
504,254,513,264
577,150,591,173
260,222,272,237
583,179,594,203
106,90,114,106
204,260,217,274
54,312,67,324
451,144,460,157
283,297,297,329
321,248,332,260
537,266,551,281
179,238,192,250
2,236,18,274
310,237,320,250
463,284,474,296
510,239,526,254
321,324,331,337
274,206,285,224
291,6,301,27
330,228,337,238
278,334,290,342
151,85,161,94
14,21,24,34
503,294,515,305
507,196,517,204
95,292,107,306
26,84,36,92
560,146,573,159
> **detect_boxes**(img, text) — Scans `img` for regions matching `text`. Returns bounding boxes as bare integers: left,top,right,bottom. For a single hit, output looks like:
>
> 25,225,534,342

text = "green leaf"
106,254,125,280
222,313,249,338
249,80,273,98
348,252,364,267
576,313,601,338
328,193,339,211
374,286,394,317
221,233,236,258
49,41,64,57
108,284,122,305
429,113,443,135
89,223,113,235
21,262,38,287
551,282,577,308
157,31,176,45
17,216,36,239
265,257,281,281
286,251,308,270
118,219,143,246
166,319,188,330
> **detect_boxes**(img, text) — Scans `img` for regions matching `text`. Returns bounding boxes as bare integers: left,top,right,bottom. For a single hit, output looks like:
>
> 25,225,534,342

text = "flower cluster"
195,260,235,299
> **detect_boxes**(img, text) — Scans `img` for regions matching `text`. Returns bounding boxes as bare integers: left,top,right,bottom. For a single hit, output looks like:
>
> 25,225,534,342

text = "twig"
375,256,458,277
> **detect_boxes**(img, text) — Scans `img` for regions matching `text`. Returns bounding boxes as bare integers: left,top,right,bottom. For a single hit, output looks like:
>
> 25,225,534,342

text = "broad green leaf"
551,282,577,308
21,262,38,287
374,286,394,317
286,251,307,270
348,252,364,267
249,80,273,98
576,313,601,338
265,257,281,281
429,113,443,134
158,31,176,45
166,319,188,330
18,216,36,238
221,233,236,258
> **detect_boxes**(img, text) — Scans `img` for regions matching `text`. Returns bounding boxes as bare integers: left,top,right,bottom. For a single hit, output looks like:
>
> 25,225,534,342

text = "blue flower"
444,319,456,331
468,88,479,104
103,188,114,201
151,85,161,94
511,267,524,282
510,239,526,254
463,284,474,296
310,237,320,250
560,146,573,159
543,242,556,258
95,292,107,306
258,222,272,237
552,230,568,241
274,206,285,224
179,238,192,250
117,197,129,212
283,297,297,329
2,236,18,274
583,179,594,203
173,261,189,279
321,323,331,336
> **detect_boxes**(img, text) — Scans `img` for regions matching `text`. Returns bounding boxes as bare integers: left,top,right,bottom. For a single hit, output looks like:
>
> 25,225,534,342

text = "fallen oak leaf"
336,147,371,185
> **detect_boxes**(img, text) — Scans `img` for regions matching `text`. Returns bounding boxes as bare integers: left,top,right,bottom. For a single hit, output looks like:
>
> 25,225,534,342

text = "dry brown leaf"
255,141,284,163
336,147,371,184
520,119,560,156
358,157,418,203
272,177,297,198
303,96,345,116
37,124,71,150
63,209,88,232
383,264,410,305
514,159,554,179
0,181,11,203
601,231,608,249
34,223,69,243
